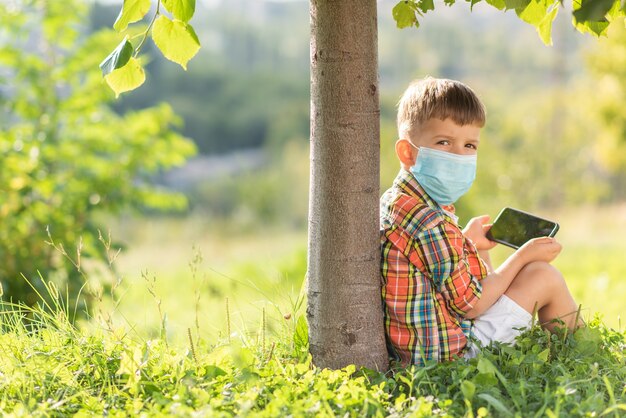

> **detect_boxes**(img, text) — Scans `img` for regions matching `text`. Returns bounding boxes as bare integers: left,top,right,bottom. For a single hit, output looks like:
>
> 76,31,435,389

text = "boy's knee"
520,261,557,275
518,261,565,290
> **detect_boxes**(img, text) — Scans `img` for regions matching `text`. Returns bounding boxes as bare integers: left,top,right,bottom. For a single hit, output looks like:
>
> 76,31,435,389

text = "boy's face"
395,118,481,171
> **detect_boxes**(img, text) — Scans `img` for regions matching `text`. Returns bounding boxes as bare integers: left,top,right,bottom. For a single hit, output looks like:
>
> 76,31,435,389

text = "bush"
0,0,196,314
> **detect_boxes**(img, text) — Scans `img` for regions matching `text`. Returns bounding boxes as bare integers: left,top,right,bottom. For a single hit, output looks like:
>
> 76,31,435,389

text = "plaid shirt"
380,170,487,365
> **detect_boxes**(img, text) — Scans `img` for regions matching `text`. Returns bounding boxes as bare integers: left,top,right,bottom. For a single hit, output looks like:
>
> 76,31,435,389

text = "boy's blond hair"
397,77,486,140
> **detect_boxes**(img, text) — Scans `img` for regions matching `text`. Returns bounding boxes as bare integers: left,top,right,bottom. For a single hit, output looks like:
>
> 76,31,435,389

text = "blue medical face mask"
409,146,477,206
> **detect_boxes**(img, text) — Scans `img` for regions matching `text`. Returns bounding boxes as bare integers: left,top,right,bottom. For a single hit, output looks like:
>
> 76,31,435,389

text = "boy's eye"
436,140,450,145
465,143,478,150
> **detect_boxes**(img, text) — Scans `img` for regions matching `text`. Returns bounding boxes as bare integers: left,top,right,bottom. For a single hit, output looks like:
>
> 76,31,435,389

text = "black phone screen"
486,208,559,249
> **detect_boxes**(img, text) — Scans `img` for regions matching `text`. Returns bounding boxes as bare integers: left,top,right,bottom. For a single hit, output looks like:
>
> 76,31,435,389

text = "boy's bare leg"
503,261,582,332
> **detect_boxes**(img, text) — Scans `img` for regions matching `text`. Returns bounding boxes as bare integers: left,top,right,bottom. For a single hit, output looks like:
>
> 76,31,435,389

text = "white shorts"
465,295,533,358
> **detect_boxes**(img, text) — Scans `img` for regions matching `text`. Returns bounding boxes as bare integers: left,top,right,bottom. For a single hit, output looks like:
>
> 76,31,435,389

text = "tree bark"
307,0,388,371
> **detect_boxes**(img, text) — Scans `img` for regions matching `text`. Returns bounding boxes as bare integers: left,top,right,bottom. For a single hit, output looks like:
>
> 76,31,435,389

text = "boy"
380,77,580,365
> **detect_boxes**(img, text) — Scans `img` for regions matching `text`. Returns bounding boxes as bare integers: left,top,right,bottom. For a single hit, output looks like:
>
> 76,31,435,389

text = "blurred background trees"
87,0,623,224
582,22,626,198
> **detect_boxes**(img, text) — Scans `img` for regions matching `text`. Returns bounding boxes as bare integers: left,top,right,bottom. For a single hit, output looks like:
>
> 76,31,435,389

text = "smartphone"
486,207,559,249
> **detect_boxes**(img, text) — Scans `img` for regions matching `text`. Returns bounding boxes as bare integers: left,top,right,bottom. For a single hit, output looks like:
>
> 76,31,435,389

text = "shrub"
0,0,196,314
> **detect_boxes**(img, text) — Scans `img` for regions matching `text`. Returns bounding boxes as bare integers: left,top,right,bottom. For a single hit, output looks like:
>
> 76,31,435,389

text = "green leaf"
573,325,603,355
573,0,614,23
536,3,559,45
294,315,309,350
573,19,611,36
203,365,226,379
516,0,547,26
485,0,506,10
104,57,146,97
611,0,626,16
392,1,418,29
152,15,201,70
514,0,560,44
113,0,151,32
503,0,530,11
470,0,484,10
99,37,133,76
162,0,196,22
228,345,256,369
461,380,476,400
473,372,498,386
602,405,626,415
417,0,435,13
205,345,234,368
476,357,497,375
477,394,514,417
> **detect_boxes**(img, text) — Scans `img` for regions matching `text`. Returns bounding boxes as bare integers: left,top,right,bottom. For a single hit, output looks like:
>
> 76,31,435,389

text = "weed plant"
0,277,625,417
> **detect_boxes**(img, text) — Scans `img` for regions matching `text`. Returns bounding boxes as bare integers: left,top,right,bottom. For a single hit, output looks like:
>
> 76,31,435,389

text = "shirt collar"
394,169,459,224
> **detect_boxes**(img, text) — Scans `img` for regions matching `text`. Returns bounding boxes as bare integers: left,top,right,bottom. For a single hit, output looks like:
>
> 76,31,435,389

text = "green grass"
1,205,624,416
89,217,307,346
0,294,624,416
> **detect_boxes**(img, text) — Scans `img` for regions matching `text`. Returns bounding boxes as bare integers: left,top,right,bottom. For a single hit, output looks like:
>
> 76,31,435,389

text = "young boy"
380,77,581,365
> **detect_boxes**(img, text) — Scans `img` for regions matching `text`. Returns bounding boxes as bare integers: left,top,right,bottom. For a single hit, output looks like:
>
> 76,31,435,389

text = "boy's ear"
395,139,417,169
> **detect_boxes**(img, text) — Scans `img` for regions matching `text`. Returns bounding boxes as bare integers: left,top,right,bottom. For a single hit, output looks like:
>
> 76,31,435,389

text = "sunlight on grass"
93,204,626,347
95,216,307,346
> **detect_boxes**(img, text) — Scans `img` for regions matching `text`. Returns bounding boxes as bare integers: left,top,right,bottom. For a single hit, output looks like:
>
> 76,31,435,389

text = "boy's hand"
463,215,498,251
516,237,562,264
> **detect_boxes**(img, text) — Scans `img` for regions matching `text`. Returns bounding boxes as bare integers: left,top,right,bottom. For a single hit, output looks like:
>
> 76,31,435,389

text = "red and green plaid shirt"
380,170,487,365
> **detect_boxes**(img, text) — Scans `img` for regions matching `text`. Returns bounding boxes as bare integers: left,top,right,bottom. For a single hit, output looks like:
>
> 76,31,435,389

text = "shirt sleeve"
413,220,483,317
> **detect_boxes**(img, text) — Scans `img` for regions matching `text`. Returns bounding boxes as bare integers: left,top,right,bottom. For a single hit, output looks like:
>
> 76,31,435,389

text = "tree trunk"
307,0,388,371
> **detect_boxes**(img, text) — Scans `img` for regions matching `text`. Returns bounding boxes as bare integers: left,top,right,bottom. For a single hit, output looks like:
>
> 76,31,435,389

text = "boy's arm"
464,237,562,319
